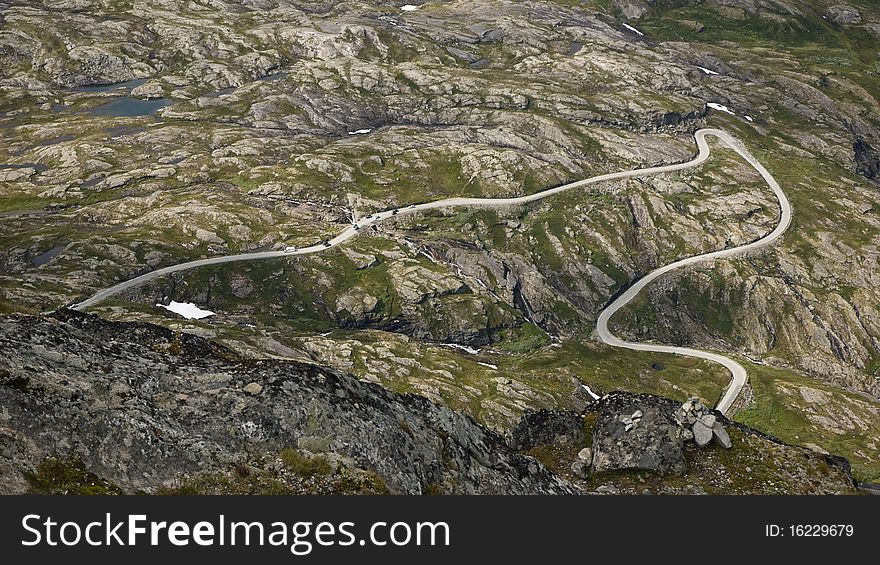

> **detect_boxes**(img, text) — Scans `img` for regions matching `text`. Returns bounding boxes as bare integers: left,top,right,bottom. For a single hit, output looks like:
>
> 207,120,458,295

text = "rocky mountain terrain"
0,0,879,487
0,312,857,494
0,310,578,494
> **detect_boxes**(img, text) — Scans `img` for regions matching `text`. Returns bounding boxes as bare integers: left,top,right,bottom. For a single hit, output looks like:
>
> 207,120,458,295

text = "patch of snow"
581,384,601,400
445,343,481,355
622,23,644,36
400,4,418,11
347,128,372,135
158,301,215,320
477,362,498,370
697,66,719,75
706,102,736,116
744,115,754,122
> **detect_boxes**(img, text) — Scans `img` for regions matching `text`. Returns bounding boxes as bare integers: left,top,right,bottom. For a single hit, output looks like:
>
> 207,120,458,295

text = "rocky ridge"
0,0,879,482
0,310,574,495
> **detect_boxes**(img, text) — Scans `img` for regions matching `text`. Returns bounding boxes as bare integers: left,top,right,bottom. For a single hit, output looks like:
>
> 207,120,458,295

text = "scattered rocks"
675,397,732,450
570,459,590,479
569,447,594,479
618,409,644,431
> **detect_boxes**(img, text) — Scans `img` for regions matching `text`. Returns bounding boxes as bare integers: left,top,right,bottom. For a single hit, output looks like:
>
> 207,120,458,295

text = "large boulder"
589,393,686,474
693,420,713,447
712,422,732,449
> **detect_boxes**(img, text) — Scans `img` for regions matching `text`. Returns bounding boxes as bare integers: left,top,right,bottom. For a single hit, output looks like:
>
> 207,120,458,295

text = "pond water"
30,244,66,267
86,97,170,117
0,163,49,172
257,72,288,82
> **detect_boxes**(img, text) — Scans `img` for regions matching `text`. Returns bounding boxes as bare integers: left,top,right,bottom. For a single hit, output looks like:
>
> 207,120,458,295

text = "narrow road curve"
73,128,791,414
598,130,791,414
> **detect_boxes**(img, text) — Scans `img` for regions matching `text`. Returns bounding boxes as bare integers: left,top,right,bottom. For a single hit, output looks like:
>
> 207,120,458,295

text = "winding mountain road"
73,128,791,414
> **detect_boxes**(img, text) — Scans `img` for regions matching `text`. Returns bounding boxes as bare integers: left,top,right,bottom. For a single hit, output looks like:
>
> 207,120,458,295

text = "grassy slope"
615,3,880,481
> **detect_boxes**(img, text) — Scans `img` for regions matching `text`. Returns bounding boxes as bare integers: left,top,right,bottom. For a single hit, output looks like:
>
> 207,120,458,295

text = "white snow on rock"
622,23,644,36
697,66,719,75
445,343,481,355
347,128,372,135
581,384,601,400
707,102,736,116
400,4,418,11
158,301,216,320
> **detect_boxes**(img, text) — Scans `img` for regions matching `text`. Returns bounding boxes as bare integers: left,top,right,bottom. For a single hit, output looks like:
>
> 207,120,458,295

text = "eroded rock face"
0,311,575,495
612,0,652,20
826,5,863,25
589,393,686,474
854,139,880,180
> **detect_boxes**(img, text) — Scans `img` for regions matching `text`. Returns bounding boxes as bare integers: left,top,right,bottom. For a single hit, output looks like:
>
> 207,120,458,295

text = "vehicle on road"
284,246,297,253
392,209,399,215
323,240,332,247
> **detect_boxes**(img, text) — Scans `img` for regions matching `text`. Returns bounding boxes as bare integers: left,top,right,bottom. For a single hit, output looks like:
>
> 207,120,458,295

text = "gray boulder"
577,447,593,463
712,422,732,449
699,414,716,428
590,393,686,475
693,421,713,447
570,460,590,479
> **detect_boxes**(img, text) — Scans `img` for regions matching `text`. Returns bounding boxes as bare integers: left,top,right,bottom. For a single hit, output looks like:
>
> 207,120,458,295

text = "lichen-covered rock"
510,409,585,451
0,311,576,495
589,393,686,474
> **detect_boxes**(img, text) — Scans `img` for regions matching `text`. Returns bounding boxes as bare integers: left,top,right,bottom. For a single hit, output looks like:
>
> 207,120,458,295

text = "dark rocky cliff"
0,311,859,495
0,310,574,494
